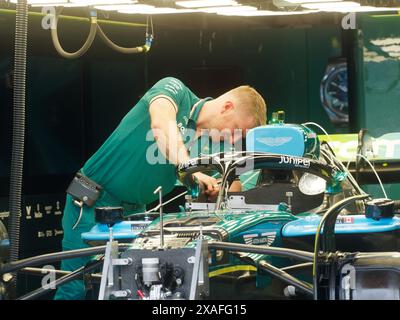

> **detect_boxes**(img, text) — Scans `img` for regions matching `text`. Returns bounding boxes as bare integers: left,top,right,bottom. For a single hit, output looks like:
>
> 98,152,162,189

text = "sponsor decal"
337,216,354,224
256,136,293,147
243,233,258,245
279,155,311,168
131,225,148,231
319,134,400,162
243,232,276,246
178,159,197,170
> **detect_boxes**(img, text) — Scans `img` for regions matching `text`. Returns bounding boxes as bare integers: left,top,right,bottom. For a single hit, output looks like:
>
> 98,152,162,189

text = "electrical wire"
356,153,388,198
302,122,351,185
304,122,381,199
332,153,366,195
320,148,335,166
337,160,366,195
320,138,365,195
302,121,331,138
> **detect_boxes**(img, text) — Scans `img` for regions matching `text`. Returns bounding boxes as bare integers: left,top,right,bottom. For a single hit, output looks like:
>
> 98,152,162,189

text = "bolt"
187,256,195,264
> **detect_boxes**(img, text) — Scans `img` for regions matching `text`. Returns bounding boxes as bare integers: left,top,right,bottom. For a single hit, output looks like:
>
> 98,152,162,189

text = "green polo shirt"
81,77,210,206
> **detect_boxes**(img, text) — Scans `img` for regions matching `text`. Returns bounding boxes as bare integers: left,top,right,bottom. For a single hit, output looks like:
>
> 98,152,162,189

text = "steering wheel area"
177,152,344,213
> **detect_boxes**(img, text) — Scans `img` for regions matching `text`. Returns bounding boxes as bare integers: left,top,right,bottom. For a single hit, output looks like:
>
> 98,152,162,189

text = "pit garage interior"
0,0,400,301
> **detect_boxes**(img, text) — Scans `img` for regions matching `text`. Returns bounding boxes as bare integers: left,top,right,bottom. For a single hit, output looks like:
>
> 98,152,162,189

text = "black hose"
209,242,314,262
258,260,313,297
0,243,130,275
312,194,369,299
356,129,368,183
318,194,369,256
9,0,29,296
17,259,104,300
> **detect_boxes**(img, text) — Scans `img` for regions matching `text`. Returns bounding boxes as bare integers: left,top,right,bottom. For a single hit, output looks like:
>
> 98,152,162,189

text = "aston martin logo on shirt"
243,232,276,246
256,137,293,147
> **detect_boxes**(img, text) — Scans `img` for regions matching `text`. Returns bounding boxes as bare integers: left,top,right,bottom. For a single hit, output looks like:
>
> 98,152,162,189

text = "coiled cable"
9,0,29,297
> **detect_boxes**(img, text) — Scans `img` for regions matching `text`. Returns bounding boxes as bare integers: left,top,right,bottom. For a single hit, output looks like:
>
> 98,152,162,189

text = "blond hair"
228,85,267,127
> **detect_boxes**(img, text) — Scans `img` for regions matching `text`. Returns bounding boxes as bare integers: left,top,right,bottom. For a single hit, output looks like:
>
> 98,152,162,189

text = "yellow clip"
142,45,151,53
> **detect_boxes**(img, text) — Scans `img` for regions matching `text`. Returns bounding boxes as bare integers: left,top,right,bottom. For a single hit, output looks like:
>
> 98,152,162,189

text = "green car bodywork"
127,123,351,298
130,209,304,298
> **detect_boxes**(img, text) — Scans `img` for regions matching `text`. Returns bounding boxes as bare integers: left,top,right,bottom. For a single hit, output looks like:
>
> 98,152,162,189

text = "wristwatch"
320,58,349,125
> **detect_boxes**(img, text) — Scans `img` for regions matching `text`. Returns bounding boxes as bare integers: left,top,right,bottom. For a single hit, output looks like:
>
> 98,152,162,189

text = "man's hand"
192,172,220,201
230,179,242,192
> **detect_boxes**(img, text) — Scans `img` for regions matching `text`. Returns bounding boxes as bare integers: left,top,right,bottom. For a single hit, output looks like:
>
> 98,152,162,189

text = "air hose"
97,25,147,54
51,8,98,59
51,9,153,58
9,0,29,297
96,14,153,54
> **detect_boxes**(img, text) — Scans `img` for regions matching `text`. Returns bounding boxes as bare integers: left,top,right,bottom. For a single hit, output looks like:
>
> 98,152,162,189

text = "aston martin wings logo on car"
243,234,257,245
256,137,293,147
243,232,277,246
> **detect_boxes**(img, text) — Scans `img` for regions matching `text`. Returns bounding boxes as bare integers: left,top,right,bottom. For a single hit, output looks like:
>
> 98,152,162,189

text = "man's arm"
149,97,219,197
149,97,189,165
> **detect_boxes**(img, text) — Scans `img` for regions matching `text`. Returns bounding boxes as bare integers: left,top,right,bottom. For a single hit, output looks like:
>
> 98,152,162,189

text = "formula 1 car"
2,117,400,300
77,117,400,300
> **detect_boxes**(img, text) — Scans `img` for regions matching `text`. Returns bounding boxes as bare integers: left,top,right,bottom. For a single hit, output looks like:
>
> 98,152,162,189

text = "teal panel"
360,14,400,137
355,14,400,199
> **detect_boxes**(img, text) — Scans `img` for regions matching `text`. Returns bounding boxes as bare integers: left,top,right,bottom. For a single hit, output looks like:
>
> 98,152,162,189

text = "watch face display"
320,61,349,124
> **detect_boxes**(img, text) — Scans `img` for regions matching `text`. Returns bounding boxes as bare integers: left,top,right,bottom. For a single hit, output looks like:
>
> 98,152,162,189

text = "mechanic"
54,77,266,300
